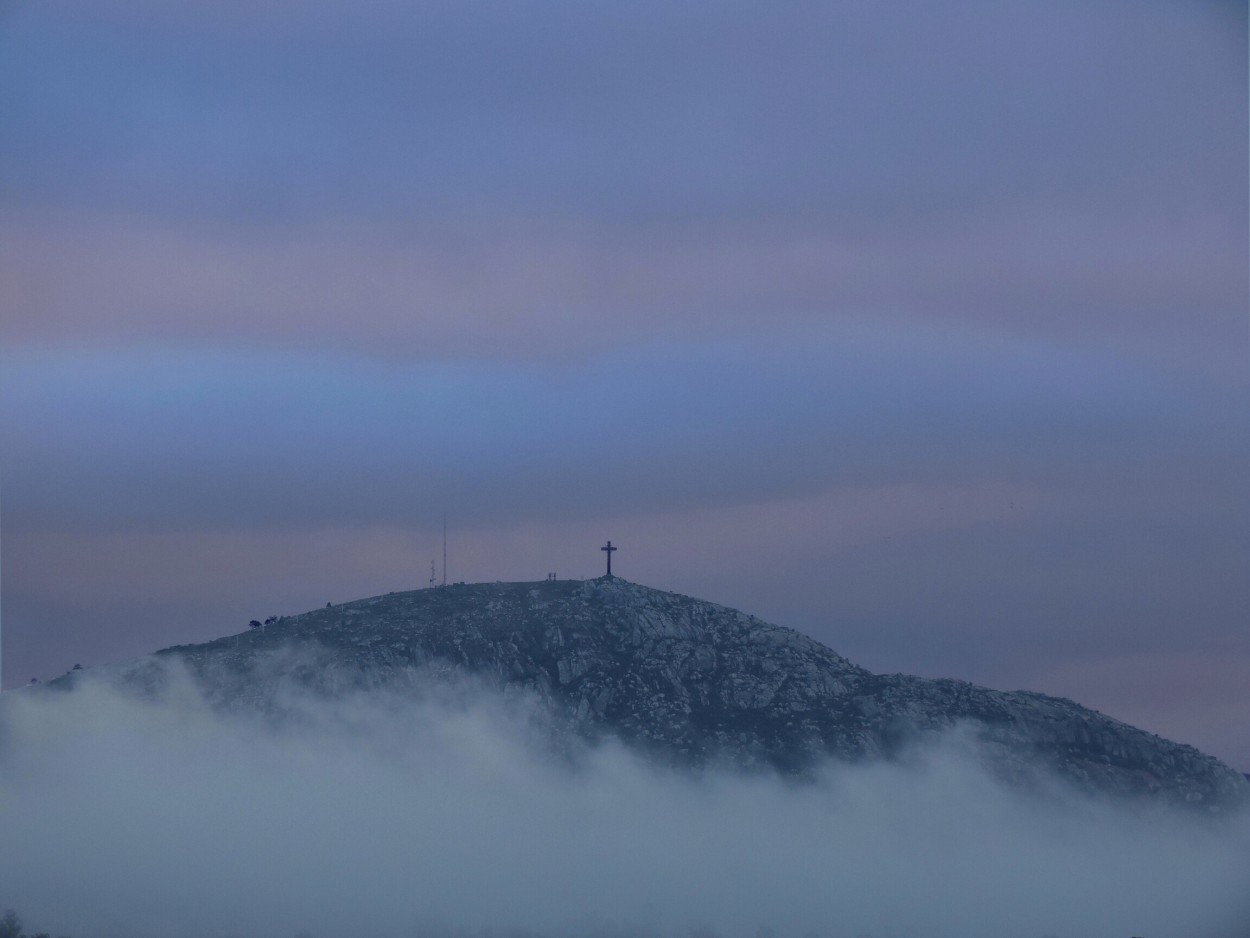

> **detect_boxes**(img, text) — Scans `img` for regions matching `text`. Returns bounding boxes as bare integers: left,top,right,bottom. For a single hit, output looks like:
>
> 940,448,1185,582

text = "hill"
57,576,1250,810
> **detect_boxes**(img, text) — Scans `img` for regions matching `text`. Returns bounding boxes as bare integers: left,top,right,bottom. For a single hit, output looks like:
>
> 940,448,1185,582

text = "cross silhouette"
601,541,617,577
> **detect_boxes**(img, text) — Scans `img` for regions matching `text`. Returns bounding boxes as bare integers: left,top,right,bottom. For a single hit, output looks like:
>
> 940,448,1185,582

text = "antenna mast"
0,471,4,692
442,512,448,586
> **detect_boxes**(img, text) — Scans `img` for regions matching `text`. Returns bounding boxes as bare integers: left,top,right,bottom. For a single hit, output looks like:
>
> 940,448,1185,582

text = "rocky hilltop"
66,577,1250,810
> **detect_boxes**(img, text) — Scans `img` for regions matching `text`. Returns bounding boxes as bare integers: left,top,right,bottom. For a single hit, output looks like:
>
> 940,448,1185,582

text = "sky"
1,0,1247,769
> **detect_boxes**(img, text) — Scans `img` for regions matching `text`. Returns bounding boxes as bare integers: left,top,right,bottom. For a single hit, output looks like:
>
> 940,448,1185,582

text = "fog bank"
1,665,1246,938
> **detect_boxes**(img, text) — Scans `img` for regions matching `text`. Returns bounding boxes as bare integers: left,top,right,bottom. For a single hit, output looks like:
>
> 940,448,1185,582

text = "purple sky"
2,0,1247,768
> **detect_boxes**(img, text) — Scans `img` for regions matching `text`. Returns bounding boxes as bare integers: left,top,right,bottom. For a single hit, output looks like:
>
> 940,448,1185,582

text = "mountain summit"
76,577,1249,809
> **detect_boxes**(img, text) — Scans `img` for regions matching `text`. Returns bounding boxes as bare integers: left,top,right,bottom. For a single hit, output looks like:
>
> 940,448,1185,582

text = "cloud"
1,662,1247,938
2,0,1242,375
3,330,1236,531
2,1,1243,223
1,205,1244,372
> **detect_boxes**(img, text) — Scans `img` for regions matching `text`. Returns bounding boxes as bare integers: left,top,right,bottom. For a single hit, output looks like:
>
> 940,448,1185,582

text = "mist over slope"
103,576,1249,809
4,577,1248,938
2,665,1249,938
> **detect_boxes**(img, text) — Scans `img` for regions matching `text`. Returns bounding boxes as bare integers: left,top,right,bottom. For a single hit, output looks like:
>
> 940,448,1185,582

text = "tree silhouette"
0,909,23,938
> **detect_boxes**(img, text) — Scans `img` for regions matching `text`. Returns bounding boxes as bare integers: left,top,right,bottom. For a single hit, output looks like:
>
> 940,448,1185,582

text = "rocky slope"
60,576,1250,810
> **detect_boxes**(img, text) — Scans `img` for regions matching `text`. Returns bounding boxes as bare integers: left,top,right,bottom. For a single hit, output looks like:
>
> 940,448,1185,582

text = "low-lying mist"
1,660,1246,938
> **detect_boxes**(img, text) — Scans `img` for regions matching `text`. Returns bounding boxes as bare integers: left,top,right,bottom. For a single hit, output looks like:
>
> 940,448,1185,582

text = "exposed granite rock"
59,577,1250,810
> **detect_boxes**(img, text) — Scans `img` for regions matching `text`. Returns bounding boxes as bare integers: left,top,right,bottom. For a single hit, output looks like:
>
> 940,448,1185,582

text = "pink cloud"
2,206,1242,373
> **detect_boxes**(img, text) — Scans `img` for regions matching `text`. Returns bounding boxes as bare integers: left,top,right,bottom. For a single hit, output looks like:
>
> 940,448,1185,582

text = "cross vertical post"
601,541,617,577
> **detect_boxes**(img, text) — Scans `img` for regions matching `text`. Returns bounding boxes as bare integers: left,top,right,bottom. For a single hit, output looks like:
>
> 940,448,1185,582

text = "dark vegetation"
0,909,69,938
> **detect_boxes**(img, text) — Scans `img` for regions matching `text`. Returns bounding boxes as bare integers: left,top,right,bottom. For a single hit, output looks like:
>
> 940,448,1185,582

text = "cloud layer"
1,666,1247,938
